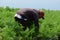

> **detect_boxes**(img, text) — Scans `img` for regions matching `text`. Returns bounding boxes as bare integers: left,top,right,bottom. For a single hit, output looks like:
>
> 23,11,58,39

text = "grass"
0,7,60,40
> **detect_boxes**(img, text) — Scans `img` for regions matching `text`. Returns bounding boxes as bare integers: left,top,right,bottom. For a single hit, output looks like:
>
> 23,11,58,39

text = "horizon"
0,0,60,10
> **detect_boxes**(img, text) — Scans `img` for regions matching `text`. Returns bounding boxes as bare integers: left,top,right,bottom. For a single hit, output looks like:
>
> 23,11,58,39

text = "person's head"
39,10,44,19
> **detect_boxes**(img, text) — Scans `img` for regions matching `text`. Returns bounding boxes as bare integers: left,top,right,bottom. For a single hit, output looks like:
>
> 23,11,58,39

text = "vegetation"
0,7,60,40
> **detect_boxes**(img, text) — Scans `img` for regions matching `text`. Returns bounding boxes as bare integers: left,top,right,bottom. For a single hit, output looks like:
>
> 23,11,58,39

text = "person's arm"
33,13,39,35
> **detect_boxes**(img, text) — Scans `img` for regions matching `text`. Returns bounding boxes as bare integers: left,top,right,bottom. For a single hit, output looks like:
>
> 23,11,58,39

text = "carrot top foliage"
0,7,60,40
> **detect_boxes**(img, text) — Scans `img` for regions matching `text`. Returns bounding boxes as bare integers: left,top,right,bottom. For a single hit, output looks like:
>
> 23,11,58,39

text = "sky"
0,0,60,10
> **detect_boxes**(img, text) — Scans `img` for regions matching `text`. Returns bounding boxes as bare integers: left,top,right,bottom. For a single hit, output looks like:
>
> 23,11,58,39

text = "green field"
0,7,60,40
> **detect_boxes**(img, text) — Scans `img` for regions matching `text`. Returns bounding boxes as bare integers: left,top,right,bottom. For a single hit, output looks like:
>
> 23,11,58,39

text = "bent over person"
14,8,44,36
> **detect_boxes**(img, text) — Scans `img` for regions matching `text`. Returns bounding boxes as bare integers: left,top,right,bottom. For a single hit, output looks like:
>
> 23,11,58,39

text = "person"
14,8,44,36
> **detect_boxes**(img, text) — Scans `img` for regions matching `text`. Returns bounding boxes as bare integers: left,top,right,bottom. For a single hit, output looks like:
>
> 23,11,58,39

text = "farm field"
0,7,60,40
